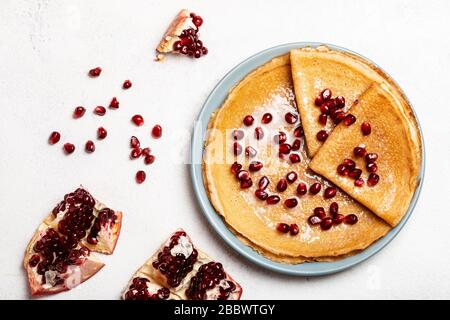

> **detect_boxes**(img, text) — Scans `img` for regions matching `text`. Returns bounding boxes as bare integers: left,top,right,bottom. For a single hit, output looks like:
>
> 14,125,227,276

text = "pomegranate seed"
343,114,356,126
48,131,61,145
361,122,371,135
294,126,303,138
109,97,119,109
285,112,298,124
144,154,155,165
29,254,40,267
123,80,132,89
194,49,202,59
332,110,345,124
258,176,269,190
277,179,288,192
344,214,358,225
354,178,364,187
289,224,299,236
320,218,333,231
94,106,106,116
130,148,142,159
231,162,242,175
240,178,253,189
136,170,146,184
335,96,345,108
249,161,263,172
131,115,144,126
329,202,339,216
314,207,326,219
254,127,264,140
333,214,345,225
73,106,86,119
85,140,95,153
324,187,337,199
320,104,330,115
365,153,378,163
130,136,140,148
354,146,367,157
89,67,102,77
202,47,208,55
192,15,203,27
266,195,280,205
97,127,107,139
318,114,328,125
286,171,298,183
337,164,349,176
315,95,324,106
173,41,183,51
279,143,291,154
276,223,290,233
321,88,332,101
297,183,307,196
343,159,356,170
63,143,75,154
152,125,163,138
308,215,322,225
232,129,244,140
274,132,287,144
309,183,321,194
262,113,273,124
285,198,298,208
348,168,362,179
367,173,380,186
237,170,250,181
243,115,254,126
245,146,257,158
233,142,242,156
292,139,301,151
367,162,378,173
289,153,301,163
316,130,328,142
255,189,268,200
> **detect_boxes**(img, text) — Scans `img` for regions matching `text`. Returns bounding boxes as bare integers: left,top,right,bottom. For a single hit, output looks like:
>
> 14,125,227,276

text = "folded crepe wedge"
290,46,388,157
309,83,422,226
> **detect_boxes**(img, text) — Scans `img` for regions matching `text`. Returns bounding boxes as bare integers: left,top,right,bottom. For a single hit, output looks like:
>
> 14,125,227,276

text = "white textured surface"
0,0,449,300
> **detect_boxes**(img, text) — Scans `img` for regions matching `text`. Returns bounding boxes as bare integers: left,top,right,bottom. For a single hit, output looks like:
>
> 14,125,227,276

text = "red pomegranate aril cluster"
308,201,358,230
172,14,208,59
124,277,170,300
186,262,235,300
152,231,198,287
87,208,116,245
94,106,106,116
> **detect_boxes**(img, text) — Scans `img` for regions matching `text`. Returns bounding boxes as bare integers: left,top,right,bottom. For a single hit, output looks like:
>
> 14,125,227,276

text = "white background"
1,0,449,300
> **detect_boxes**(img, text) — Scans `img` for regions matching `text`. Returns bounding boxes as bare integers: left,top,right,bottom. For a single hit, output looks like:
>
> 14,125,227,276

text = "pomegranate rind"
155,9,192,59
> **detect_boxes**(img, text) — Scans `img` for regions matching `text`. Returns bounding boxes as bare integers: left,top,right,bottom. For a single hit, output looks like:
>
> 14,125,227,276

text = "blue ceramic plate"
190,42,425,276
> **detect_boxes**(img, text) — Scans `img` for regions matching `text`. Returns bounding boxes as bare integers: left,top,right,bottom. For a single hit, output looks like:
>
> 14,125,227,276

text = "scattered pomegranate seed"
329,202,339,216
261,113,273,124
266,195,280,205
309,183,321,195
321,88,332,101
289,224,299,236
144,154,155,165
73,106,86,119
285,112,298,124
361,122,371,135
130,136,140,148
332,110,345,124
318,113,328,125
231,162,242,175
308,215,322,225
343,114,356,126
324,187,337,199
152,125,163,138
255,189,268,200
337,164,349,176
343,159,356,170
109,97,119,109
276,223,290,233
130,148,142,159
348,168,362,179
292,139,301,151
277,179,288,192
274,132,287,144
94,106,106,116
366,162,378,173
233,142,242,156
245,146,257,158
367,173,380,187
63,143,75,154
249,161,263,172
335,96,345,108
354,146,367,157
131,115,144,126
320,104,330,115
232,129,244,140
286,171,298,183
344,214,358,225
365,153,378,163
258,176,269,190
237,170,250,181
320,217,333,230
314,207,326,219
289,153,301,163
333,214,345,225
136,170,146,184
254,127,264,140
123,80,132,89
285,198,298,208
243,115,254,126
89,67,102,77
97,127,107,139
354,178,364,187
279,143,291,154
48,131,61,145
297,183,307,196
85,140,95,153
240,178,253,189
316,130,328,142
294,126,303,138
192,15,203,27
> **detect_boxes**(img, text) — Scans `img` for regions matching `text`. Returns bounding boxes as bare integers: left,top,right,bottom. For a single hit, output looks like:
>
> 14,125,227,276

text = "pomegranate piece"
289,224,299,236
255,189,268,200
48,131,61,145
333,214,345,225
286,171,298,184
354,178,364,187
309,183,321,195
315,95,324,106
141,147,151,157
236,170,250,182
254,127,264,140
294,126,304,138
243,115,254,126
85,140,95,153
276,179,288,192
276,223,290,233
130,148,142,159
130,136,140,148
329,202,339,216
136,170,146,184
279,143,291,154
123,277,172,300
337,164,349,176
73,106,86,119
24,187,122,296
297,183,307,196
274,131,287,144
344,214,358,225
97,127,107,140
316,130,328,142
233,142,242,156
289,153,301,163
292,139,301,151
335,96,345,108
123,80,132,89
332,110,345,124
343,159,356,170
258,176,269,190
144,154,155,165
266,195,280,205
249,161,263,172
314,207,326,219
343,114,356,126
232,129,244,140
88,67,102,77
366,162,378,173
367,173,380,187
230,162,242,175
285,112,298,124
348,168,363,180
365,153,378,163
240,178,253,189
63,143,75,154
261,113,273,124
94,106,106,116
321,88,332,101
245,146,257,158
318,113,328,125
109,97,119,109
324,187,337,199
284,198,298,208
354,146,367,157
320,217,333,231
320,103,330,115
131,114,144,126
152,125,163,138
361,122,371,135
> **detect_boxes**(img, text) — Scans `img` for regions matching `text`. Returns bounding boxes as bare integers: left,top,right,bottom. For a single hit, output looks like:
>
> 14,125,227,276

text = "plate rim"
189,42,426,276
